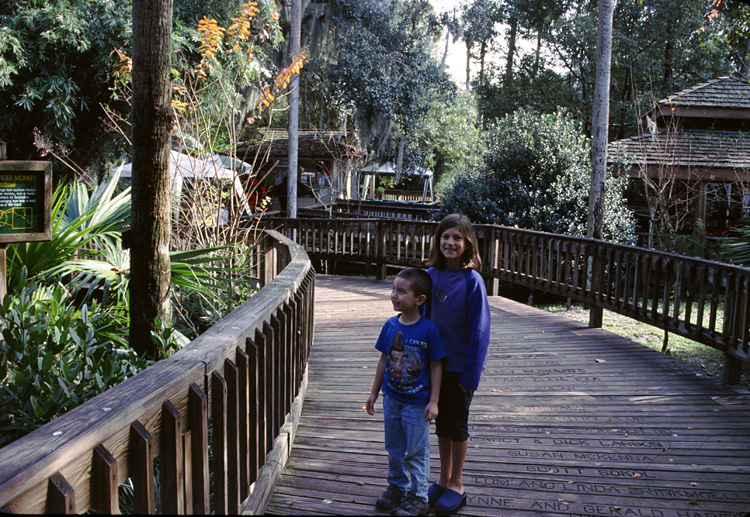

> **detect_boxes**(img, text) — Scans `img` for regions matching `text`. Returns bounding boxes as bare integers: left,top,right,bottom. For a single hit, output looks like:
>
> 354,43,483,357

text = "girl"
425,214,491,516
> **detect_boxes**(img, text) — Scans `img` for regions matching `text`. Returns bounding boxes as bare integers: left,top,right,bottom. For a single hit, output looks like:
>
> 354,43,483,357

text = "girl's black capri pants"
435,371,474,442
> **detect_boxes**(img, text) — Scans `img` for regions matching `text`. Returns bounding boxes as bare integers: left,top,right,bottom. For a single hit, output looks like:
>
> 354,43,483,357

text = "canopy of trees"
1,0,748,228
437,108,635,243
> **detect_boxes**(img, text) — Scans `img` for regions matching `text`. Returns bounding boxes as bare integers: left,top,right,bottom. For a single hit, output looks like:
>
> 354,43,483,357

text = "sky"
429,0,469,86
428,0,559,86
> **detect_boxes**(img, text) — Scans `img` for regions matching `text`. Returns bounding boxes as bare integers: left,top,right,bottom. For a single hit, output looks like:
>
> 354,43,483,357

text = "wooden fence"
298,199,439,221
0,229,314,515
262,218,750,384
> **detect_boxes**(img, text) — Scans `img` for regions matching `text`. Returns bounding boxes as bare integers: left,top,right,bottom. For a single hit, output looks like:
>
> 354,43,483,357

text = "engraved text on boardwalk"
267,275,750,517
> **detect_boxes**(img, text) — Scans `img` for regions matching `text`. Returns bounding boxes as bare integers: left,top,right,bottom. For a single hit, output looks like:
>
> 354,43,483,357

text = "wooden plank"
237,348,251,499
246,337,259,483
46,472,75,514
161,400,184,515
272,313,283,436
255,327,269,460
264,320,276,453
212,371,228,515
91,444,118,514
129,420,155,515
266,275,750,517
225,359,241,514
188,383,210,514
182,431,193,514
279,307,290,415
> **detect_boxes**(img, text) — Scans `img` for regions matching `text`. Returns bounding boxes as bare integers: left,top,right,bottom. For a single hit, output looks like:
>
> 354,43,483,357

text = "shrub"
0,275,148,447
721,219,750,267
437,108,636,244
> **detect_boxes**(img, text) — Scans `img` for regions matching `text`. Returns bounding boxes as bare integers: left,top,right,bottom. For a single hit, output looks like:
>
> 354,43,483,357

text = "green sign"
0,172,44,233
0,162,52,243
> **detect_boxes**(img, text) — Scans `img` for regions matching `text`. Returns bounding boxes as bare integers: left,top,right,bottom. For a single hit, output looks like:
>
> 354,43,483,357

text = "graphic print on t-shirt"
386,331,425,390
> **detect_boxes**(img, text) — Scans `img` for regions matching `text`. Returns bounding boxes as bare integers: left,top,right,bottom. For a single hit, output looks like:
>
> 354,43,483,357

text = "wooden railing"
262,218,749,384
0,229,314,514
382,189,433,203
299,200,439,221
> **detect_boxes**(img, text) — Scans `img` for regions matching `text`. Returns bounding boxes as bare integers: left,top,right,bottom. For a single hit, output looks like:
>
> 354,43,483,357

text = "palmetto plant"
8,168,130,301
0,169,238,444
721,219,750,267
7,168,226,312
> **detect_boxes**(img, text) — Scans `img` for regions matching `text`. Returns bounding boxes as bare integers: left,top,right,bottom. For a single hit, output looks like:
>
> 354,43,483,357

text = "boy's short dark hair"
396,268,432,299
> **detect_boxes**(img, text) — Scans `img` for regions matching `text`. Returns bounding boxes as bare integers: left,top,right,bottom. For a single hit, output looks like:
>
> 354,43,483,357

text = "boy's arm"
366,354,387,415
424,359,442,421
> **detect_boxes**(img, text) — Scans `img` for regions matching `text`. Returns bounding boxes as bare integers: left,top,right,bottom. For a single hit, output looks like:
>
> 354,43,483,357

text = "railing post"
723,353,742,385
376,220,386,280
263,237,276,286
589,243,603,328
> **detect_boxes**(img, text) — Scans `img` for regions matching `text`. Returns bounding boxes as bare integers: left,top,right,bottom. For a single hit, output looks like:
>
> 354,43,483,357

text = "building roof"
609,129,750,178
238,130,355,161
652,75,750,128
610,75,750,180
658,75,750,110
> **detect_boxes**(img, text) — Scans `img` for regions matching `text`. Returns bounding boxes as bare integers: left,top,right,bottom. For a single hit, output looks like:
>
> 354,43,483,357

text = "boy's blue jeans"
383,394,430,503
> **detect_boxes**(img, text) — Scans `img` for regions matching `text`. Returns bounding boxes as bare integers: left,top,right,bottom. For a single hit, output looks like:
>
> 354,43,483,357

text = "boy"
366,268,445,516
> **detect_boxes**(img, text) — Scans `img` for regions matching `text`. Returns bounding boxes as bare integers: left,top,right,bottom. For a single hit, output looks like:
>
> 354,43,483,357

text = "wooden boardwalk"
266,275,750,517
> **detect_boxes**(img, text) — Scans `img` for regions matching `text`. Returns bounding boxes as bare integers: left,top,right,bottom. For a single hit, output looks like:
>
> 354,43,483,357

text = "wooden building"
238,129,356,210
608,75,750,239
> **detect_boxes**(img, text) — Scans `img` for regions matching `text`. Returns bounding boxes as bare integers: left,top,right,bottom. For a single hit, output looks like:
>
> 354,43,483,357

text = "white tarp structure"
359,162,434,201
119,151,252,221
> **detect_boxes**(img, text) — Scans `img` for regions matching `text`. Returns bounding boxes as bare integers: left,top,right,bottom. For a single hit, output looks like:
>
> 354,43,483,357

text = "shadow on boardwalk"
266,275,750,517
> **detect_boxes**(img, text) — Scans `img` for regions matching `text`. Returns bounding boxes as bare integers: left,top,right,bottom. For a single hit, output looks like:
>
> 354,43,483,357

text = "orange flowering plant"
102,1,306,313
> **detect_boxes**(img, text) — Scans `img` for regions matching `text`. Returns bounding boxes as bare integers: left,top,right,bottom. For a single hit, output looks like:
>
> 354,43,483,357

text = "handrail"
300,200,438,221
262,217,749,384
0,229,314,514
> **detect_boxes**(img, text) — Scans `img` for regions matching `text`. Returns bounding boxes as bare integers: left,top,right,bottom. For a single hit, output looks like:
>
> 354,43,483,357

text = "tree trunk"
587,0,614,241
479,41,486,87
439,26,450,73
504,14,517,86
465,40,472,91
130,0,173,359
287,0,302,217
663,17,674,84
396,139,404,183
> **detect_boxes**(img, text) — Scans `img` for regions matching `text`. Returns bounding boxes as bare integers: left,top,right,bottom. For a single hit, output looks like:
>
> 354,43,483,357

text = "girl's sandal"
435,488,467,516
427,483,446,508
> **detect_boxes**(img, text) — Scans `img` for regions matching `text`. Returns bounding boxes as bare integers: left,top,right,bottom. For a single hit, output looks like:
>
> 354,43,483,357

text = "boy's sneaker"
375,483,405,510
391,493,429,516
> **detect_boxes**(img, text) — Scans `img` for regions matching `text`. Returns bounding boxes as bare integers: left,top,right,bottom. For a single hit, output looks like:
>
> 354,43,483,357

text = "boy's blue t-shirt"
375,315,446,406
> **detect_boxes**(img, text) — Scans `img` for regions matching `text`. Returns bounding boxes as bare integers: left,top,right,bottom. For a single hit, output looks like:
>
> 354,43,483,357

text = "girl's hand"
459,384,469,393
365,393,378,415
424,401,438,421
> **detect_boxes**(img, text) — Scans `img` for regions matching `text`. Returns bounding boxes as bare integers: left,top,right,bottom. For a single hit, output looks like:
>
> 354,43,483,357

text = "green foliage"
417,92,482,181
0,0,133,162
8,168,130,292
0,0,280,167
172,243,259,340
169,0,284,143
0,171,251,444
469,0,734,138
437,108,635,243
150,317,189,357
720,219,750,266
719,1,750,68
0,278,148,446
324,0,454,171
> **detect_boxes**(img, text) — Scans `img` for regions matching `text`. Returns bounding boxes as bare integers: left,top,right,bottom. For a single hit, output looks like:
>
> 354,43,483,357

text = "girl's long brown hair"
426,214,482,270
